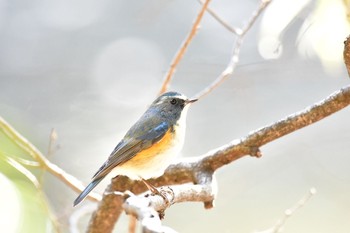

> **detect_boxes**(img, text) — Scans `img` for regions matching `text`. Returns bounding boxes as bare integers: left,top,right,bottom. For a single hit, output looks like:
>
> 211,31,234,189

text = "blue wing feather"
74,113,169,206
73,177,104,206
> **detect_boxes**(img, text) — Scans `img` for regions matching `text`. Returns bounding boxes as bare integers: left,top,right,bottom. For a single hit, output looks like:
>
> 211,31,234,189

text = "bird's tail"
73,177,103,206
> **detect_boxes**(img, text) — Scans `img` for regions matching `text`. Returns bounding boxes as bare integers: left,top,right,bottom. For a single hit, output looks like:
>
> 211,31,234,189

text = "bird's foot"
141,178,174,205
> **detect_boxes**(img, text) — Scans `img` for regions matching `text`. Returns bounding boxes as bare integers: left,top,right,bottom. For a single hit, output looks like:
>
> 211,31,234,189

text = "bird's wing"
91,121,169,180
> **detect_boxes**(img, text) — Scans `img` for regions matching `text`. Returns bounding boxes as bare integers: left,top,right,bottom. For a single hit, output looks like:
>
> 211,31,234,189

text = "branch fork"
123,182,217,233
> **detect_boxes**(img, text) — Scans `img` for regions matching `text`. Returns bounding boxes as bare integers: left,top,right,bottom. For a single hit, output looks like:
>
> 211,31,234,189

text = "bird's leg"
140,178,170,203
140,178,162,195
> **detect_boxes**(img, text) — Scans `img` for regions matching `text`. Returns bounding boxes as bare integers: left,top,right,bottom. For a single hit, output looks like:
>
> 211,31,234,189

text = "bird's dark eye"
170,98,177,105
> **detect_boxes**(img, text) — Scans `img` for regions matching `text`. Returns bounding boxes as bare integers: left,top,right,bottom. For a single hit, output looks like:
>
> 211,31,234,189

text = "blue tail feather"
74,177,103,206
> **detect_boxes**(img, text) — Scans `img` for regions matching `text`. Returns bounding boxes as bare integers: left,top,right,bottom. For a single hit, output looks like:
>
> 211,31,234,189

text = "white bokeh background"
0,0,350,232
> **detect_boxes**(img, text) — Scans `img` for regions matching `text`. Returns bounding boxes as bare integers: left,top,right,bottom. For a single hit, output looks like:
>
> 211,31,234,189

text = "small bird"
73,91,197,206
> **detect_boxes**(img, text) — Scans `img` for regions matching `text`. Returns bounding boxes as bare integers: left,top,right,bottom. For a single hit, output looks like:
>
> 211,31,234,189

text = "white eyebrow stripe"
157,94,187,103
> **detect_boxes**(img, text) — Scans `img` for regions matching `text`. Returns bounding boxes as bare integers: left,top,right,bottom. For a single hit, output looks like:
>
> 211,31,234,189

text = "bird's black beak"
186,98,198,105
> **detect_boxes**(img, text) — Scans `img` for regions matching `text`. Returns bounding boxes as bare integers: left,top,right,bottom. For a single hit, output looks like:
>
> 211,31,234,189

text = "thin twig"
255,188,317,233
240,0,271,37
47,128,58,158
39,128,58,185
274,188,317,232
0,116,101,202
14,157,40,167
158,0,212,95
1,155,41,188
343,35,350,77
193,0,272,100
0,150,40,167
197,0,239,34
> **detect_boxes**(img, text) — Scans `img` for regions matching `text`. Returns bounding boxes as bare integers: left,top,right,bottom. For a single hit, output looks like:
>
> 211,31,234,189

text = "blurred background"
1,0,350,232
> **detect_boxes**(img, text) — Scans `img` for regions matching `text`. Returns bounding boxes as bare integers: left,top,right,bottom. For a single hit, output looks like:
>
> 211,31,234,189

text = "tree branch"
123,183,216,233
202,84,350,171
